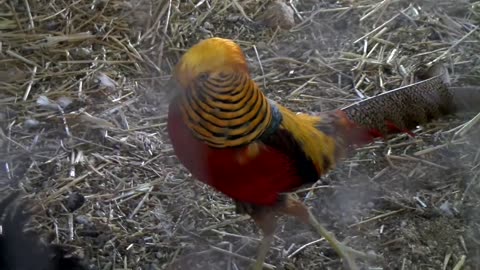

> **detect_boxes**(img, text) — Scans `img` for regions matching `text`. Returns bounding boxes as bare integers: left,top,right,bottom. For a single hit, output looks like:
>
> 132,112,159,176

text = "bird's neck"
177,73,281,148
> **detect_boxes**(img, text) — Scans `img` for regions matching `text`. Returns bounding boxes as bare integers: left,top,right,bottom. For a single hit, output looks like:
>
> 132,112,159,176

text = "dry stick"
128,186,153,219
287,76,318,98
348,209,405,228
210,229,260,242
454,112,480,139
353,7,406,44
371,0,393,28
252,44,266,88
156,0,173,72
231,0,252,22
400,258,407,270
414,143,449,156
459,236,468,254
287,238,325,259
46,163,109,203
23,66,37,101
6,49,40,67
199,215,251,232
428,26,479,66
442,252,452,270
68,213,74,241
210,246,276,270
23,0,34,30
292,5,374,30
360,1,386,22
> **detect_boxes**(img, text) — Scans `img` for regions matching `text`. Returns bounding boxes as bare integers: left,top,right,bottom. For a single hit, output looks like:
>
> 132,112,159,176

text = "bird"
0,191,88,270
166,37,479,270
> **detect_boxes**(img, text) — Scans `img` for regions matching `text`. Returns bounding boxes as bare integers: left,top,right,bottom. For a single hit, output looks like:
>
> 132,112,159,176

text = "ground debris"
0,0,479,269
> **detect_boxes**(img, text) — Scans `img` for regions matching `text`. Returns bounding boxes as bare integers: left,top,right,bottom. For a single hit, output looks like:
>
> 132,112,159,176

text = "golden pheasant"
167,37,479,270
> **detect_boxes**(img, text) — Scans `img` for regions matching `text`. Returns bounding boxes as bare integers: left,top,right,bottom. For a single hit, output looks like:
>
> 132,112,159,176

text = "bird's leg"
251,232,275,270
250,209,278,270
280,196,381,270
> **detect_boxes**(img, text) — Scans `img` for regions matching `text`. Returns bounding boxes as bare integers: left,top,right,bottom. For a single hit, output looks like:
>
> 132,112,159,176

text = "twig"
210,246,276,270
287,238,325,259
349,209,405,228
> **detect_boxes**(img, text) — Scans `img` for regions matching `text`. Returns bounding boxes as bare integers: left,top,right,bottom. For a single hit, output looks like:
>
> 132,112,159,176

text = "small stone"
75,215,92,226
66,192,86,212
203,21,213,30
56,96,73,109
439,201,454,217
257,0,295,30
24,118,40,129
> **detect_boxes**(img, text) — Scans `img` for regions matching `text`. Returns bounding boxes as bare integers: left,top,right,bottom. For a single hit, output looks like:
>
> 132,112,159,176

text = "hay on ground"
0,0,479,269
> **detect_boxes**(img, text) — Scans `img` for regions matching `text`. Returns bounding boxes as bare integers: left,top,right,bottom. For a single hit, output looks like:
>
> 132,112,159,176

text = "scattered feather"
24,118,40,129
96,73,117,90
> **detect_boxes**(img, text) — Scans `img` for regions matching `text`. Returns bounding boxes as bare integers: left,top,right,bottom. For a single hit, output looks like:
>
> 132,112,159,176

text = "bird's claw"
334,241,382,270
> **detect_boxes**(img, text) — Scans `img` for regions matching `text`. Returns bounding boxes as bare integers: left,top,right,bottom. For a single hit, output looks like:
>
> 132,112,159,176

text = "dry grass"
1,0,480,269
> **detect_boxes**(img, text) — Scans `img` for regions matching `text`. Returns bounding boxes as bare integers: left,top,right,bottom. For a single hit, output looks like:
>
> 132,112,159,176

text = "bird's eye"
198,72,209,81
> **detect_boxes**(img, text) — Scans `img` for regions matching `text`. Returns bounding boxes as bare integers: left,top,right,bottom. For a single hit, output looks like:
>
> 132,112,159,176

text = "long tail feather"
336,64,479,144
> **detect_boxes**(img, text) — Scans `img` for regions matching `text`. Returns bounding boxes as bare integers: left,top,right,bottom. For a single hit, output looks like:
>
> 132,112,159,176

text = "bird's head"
173,37,250,90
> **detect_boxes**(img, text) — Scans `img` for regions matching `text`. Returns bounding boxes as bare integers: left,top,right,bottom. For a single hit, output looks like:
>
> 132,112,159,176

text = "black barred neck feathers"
178,71,274,148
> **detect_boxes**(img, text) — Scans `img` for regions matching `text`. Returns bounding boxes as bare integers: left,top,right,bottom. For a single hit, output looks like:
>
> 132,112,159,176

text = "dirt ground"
1,0,480,269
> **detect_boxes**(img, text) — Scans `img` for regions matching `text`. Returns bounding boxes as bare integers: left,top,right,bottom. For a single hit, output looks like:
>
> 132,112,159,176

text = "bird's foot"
250,260,267,270
250,233,275,270
332,239,381,270
307,213,381,270
276,196,382,270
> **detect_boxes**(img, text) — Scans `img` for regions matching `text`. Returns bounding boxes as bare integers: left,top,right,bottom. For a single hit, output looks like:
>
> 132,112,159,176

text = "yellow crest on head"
174,37,250,89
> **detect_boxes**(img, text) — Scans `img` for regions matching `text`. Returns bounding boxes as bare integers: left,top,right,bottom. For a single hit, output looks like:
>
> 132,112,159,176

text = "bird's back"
168,96,324,205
